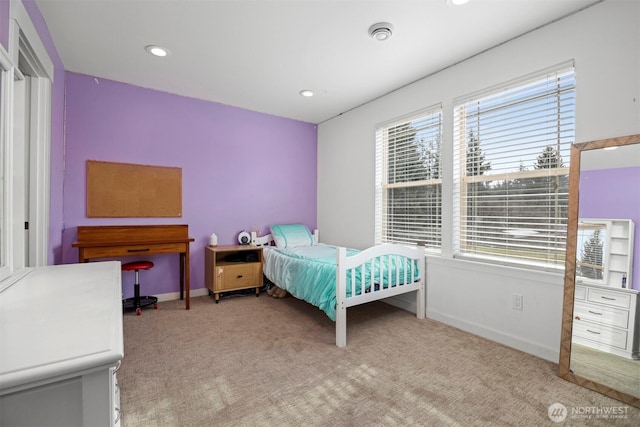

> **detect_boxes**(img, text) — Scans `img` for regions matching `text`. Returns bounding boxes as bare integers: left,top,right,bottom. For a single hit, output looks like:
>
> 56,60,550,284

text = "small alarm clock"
237,231,251,245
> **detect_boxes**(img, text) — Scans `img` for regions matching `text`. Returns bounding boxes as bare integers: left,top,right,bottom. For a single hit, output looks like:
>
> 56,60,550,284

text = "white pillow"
270,224,313,248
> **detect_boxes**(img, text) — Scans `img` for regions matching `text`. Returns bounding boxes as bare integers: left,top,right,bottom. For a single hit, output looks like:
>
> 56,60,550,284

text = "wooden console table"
72,224,194,309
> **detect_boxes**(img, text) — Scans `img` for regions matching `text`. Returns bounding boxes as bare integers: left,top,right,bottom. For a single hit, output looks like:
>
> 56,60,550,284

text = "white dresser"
573,283,639,359
0,262,124,426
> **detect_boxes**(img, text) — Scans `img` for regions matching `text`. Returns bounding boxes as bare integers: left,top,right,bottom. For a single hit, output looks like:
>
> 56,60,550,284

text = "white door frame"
9,0,53,267
0,44,16,281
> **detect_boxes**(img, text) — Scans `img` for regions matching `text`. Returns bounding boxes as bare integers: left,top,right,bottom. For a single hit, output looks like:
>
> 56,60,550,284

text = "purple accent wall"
0,0,9,49
62,72,317,297
579,166,640,290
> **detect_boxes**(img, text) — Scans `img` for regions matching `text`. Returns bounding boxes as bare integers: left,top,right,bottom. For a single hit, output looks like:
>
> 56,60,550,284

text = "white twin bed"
251,224,425,347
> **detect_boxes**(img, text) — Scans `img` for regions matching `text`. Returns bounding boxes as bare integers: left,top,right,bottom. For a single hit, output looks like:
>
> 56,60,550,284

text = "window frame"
575,219,610,286
375,105,443,251
452,63,575,271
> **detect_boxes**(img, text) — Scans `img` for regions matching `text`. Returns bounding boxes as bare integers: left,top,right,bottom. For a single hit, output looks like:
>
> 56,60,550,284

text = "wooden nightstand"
205,245,264,303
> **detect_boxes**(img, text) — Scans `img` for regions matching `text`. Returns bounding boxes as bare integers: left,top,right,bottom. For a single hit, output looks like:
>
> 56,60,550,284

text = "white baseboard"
380,299,559,362
427,309,559,363
152,291,559,363
154,287,210,302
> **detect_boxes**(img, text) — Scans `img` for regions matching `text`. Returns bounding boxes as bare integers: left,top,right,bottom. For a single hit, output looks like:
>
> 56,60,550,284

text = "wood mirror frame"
558,133,640,408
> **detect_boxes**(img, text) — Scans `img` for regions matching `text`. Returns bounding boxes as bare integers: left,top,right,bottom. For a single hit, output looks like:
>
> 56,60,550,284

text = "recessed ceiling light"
145,45,170,57
448,0,470,5
368,22,393,41
299,90,314,97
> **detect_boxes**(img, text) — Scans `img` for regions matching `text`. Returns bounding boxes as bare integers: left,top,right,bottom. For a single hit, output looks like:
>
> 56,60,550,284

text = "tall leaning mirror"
559,134,640,408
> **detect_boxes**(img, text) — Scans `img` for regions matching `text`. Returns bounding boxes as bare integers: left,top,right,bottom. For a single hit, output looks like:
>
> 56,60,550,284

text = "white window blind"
375,107,442,249
453,65,575,269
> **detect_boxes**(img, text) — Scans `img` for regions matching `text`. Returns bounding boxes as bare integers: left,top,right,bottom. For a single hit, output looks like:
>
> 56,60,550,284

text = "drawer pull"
587,310,602,315
600,296,615,301
237,275,243,278
128,248,150,252
586,329,601,335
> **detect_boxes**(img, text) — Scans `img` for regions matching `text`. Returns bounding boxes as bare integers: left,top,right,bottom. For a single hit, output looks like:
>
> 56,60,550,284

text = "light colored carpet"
570,343,639,398
120,294,640,426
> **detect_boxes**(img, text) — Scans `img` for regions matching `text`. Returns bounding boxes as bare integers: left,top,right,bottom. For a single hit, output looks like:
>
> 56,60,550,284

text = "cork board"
87,160,182,217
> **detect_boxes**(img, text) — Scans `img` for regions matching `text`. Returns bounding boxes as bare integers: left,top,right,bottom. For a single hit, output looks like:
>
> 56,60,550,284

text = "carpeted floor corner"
119,294,639,426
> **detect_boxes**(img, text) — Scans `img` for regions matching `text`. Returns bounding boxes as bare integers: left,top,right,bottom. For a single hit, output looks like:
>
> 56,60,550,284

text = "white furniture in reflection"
0,262,124,426
573,283,639,359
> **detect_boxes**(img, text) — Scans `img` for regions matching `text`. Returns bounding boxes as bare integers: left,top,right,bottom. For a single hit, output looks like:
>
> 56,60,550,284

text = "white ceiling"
35,0,601,124
582,144,640,170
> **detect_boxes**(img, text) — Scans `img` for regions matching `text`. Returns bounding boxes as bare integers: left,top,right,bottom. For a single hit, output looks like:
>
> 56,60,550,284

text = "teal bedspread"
263,244,419,321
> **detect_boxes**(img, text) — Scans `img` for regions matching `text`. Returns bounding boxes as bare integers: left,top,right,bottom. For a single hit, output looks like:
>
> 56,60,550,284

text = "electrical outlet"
512,294,523,311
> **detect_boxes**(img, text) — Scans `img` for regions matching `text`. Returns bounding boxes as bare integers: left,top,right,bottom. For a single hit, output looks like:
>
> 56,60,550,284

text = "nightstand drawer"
588,288,631,309
216,263,261,291
574,301,629,329
573,319,628,350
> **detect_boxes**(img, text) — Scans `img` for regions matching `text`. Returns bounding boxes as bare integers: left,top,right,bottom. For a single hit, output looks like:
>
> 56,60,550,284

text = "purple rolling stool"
121,261,157,316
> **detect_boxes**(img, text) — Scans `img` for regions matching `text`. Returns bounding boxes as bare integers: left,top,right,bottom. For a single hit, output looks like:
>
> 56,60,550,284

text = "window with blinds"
453,65,575,269
576,221,607,283
375,107,442,249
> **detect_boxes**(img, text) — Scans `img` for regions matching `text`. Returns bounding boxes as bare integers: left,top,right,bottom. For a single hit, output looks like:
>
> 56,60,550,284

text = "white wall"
317,0,640,362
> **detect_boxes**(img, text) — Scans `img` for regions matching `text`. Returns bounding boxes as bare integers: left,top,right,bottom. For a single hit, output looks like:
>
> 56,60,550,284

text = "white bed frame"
251,231,426,347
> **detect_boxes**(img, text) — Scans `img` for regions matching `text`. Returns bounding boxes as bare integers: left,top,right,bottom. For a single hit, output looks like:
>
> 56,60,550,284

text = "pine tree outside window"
577,225,605,281
375,107,443,250
453,64,575,269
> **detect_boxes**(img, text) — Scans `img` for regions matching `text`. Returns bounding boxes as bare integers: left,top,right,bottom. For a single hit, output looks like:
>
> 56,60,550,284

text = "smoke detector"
368,22,393,41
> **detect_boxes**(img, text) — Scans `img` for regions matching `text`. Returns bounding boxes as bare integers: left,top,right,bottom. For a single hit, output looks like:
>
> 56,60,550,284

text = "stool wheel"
136,308,142,316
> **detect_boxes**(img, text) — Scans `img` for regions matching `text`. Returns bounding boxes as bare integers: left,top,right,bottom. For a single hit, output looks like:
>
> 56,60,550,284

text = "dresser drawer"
587,288,631,309
574,301,629,329
215,263,261,291
573,319,628,350
574,285,586,301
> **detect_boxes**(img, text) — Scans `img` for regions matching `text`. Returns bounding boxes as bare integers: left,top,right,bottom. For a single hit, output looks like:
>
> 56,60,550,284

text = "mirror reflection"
576,220,608,285
570,143,640,400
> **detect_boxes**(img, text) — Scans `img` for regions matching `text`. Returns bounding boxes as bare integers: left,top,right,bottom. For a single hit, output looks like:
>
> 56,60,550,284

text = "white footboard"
335,243,425,347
